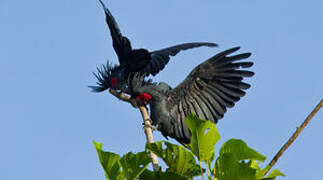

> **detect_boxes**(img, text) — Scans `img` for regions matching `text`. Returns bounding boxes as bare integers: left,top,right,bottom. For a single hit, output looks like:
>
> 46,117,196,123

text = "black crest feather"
89,61,116,92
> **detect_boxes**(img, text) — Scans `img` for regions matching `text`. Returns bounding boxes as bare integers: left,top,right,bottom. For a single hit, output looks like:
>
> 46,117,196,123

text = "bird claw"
142,120,157,131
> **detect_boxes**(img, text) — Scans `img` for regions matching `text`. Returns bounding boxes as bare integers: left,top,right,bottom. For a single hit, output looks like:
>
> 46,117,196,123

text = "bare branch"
264,99,323,175
109,89,136,105
109,89,160,171
139,106,161,171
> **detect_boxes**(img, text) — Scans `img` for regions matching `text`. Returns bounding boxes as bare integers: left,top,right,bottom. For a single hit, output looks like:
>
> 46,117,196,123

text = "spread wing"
99,0,132,66
142,42,218,76
167,47,254,137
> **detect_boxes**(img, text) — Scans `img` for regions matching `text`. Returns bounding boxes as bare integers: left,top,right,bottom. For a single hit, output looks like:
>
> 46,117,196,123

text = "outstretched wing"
99,0,132,65
142,42,218,76
167,47,254,134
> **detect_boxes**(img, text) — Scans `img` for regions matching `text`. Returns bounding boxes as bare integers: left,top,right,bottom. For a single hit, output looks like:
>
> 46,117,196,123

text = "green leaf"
220,139,266,162
93,141,121,180
258,168,285,179
256,166,269,178
146,141,164,158
256,165,285,179
146,141,201,178
214,153,257,180
105,172,125,180
186,114,220,163
139,169,187,180
119,151,151,180
249,160,261,170
266,169,285,178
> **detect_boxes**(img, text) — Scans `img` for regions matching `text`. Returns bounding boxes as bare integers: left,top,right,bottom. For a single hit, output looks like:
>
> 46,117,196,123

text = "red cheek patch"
137,93,152,103
110,77,118,87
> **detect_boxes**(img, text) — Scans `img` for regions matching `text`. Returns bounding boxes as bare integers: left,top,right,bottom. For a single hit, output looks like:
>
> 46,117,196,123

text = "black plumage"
129,47,254,144
89,0,217,92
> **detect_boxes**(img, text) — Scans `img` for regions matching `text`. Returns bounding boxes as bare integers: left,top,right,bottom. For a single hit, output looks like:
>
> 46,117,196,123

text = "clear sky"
1,0,322,179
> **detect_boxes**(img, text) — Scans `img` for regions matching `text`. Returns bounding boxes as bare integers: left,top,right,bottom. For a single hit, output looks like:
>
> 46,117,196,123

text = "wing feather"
196,93,216,121
222,81,251,90
167,47,254,123
215,70,254,78
215,62,254,71
200,90,224,121
191,95,207,120
204,86,233,108
187,95,205,120
191,82,215,121
206,84,239,106
99,0,132,65
184,95,196,117
143,42,218,75
211,82,246,97
178,101,191,140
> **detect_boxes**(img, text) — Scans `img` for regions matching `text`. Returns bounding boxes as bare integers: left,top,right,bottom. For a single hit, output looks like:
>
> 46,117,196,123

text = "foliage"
94,114,285,180
186,114,220,164
146,141,201,178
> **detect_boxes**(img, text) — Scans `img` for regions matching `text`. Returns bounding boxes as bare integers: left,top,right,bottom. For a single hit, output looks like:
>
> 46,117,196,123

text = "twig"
109,89,160,171
264,99,323,176
199,161,205,180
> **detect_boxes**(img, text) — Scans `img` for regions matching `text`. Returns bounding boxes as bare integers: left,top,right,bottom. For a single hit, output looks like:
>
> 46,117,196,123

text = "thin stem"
199,161,205,180
264,99,323,175
205,162,210,179
212,167,216,180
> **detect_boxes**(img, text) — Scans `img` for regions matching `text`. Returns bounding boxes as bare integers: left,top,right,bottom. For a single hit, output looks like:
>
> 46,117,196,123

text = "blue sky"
0,0,322,179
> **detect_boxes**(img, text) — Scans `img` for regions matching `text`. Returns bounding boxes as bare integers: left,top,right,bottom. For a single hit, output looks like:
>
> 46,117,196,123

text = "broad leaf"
146,141,201,178
220,139,266,162
146,141,164,158
186,114,220,163
139,169,187,180
93,141,121,180
119,151,151,180
214,153,257,180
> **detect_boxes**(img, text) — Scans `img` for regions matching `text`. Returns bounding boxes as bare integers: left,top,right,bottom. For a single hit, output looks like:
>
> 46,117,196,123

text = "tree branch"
109,89,160,171
139,106,161,171
109,89,137,106
264,99,323,175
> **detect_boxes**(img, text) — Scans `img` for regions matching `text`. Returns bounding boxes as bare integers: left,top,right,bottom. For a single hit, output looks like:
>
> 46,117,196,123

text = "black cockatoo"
129,47,254,144
89,0,217,92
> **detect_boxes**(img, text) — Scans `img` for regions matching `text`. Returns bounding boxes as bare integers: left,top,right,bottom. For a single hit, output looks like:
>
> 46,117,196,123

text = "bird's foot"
142,120,157,131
